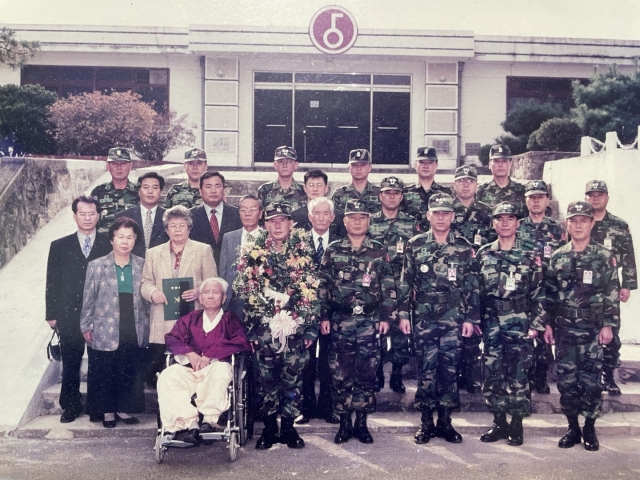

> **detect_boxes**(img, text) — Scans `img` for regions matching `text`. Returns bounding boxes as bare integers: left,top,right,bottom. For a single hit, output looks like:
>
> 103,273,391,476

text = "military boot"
280,416,305,449
389,363,406,393
507,414,524,446
582,417,599,451
255,414,279,450
334,412,353,444
535,363,550,394
353,411,373,444
414,409,435,445
435,406,462,443
375,362,385,392
602,366,621,396
558,414,581,448
480,413,510,443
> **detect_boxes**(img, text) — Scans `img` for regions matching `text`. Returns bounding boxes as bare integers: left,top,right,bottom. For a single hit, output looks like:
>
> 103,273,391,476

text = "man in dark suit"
297,196,339,425
189,171,242,266
45,195,112,423
219,194,264,320
115,172,169,258
291,169,345,238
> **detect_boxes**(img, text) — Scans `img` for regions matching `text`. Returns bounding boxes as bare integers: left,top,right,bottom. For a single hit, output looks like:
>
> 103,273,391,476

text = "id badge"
362,272,372,287
543,245,552,258
506,276,516,291
583,270,593,284
448,267,457,281
474,232,482,246
396,240,404,254
604,237,613,250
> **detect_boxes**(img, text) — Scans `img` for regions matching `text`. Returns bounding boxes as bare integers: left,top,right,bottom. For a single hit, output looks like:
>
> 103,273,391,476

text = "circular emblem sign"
309,6,358,55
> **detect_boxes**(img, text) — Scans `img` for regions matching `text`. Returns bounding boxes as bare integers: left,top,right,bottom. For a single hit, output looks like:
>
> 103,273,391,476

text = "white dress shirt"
312,229,330,251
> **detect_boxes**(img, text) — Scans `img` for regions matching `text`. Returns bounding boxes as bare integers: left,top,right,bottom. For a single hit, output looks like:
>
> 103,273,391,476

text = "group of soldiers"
58,140,635,454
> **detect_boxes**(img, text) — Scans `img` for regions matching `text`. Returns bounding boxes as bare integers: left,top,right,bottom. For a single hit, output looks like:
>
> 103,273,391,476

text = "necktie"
144,210,153,248
83,236,91,258
315,236,324,265
210,208,220,242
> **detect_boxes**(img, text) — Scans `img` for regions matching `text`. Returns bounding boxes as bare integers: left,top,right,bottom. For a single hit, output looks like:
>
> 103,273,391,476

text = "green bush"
502,100,565,138
478,144,492,166
530,118,582,152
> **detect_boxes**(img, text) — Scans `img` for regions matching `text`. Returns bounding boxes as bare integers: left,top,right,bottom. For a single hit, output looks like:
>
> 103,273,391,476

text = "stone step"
14,411,640,439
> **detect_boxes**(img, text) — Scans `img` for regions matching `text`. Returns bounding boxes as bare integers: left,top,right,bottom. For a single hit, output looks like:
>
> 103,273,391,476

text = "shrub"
530,118,582,152
502,100,565,138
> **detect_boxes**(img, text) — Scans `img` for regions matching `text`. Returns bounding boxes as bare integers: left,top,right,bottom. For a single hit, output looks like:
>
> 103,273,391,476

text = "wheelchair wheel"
154,435,166,464
237,355,254,445
228,431,239,462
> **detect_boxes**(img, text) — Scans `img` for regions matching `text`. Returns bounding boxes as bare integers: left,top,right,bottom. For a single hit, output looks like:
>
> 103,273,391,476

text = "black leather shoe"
353,412,373,444
435,406,462,443
325,413,340,424
60,409,79,424
558,415,582,448
480,413,510,443
256,414,279,450
200,422,219,434
390,374,406,394
280,417,305,449
414,410,435,445
103,419,117,428
334,413,353,444
89,414,103,423
179,429,201,446
603,368,622,396
115,414,139,425
583,418,599,451
295,415,312,425
507,415,524,446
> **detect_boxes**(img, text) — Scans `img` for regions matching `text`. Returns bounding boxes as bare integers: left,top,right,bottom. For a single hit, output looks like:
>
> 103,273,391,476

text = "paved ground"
1,433,640,480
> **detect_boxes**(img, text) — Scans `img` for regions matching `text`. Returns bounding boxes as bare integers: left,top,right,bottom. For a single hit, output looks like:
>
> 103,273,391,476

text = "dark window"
373,75,411,86
254,89,293,162
295,73,371,84
254,72,293,83
507,76,587,112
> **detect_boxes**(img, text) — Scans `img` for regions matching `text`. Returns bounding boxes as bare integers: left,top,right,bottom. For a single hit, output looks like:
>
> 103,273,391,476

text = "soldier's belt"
415,292,450,305
485,296,528,314
558,304,604,327
558,307,591,320
334,302,379,316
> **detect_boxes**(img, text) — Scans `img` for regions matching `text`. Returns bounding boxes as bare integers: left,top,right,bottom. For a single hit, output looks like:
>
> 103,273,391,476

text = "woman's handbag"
47,328,62,362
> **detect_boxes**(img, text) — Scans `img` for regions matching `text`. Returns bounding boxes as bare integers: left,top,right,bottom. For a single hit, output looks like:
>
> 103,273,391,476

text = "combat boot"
353,411,373,444
334,412,353,444
255,414,279,450
280,416,305,449
602,367,621,396
375,363,385,392
535,363,550,394
435,405,462,443
480,413,510,443
414,409,435,444
558,415,581,448
389,363,406,393
507,414,524,446
582,417,599,451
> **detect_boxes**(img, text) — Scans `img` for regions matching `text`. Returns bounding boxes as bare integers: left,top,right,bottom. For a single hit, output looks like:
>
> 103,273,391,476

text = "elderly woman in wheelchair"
157,276,251,447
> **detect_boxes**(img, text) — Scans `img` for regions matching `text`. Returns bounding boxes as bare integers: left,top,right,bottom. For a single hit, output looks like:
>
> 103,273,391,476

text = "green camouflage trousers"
380,322,411,366
414,311,461,411
252,324,310,419
482,312,533,416
602,326,621,369
556,330,604,419
330,316,380,413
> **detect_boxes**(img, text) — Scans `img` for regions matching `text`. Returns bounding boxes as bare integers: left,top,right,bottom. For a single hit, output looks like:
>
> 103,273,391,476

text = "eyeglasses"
167,223,189,230
239,208,260,214
76,212,98,218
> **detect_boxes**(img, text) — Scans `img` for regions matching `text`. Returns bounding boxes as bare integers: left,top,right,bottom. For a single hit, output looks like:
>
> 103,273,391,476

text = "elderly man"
164,148,208,209
331,149,381,216
90,147,139,234
157,277,252,446
257,146,307,211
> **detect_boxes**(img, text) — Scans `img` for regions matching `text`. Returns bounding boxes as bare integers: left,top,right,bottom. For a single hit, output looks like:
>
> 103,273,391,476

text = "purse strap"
47,328,61,361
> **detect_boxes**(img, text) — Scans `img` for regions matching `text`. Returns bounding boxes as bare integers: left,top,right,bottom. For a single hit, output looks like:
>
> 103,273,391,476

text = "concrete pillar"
606,131,619,151
580,136,592,156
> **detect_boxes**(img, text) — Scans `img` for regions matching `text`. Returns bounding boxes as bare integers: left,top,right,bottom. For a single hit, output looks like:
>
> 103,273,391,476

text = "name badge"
604,237,613,249
506,273,516,291
474,232,482,246
362,272,372,287
583,270,593,284
543,245,552,258
448,267,457,281
396,240,404,254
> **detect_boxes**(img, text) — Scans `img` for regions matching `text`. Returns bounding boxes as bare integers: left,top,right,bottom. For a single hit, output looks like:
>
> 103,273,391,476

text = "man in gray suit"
219,194,264,320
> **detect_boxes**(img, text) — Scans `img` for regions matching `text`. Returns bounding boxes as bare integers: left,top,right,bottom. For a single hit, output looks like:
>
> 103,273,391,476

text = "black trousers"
300,333,333,418
58,326,85,413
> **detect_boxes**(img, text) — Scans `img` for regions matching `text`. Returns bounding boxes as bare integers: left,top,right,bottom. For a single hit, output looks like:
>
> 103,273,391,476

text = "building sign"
466,143,481,156
309,6,358,55
432,139,450,155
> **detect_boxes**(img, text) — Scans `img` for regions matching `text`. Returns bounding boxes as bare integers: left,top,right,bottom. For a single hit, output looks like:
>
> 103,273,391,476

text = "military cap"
184,148,207,161
344,199,371,216
348,149,371,164
492,201,518,217
566,201,593,219
107,147,131,162
489,144,511,160
454,165,477,180
525,179,549,197
585,179,608,194
415,146,438,162
380,176,404,191
274,146,297,161
428,193,454,212
263,201,292,220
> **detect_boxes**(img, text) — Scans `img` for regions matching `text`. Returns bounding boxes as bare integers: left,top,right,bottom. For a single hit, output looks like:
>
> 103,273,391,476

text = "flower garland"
233,228,320,327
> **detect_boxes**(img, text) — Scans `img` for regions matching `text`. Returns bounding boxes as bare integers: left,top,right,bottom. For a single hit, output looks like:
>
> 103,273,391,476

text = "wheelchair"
154,351,254,463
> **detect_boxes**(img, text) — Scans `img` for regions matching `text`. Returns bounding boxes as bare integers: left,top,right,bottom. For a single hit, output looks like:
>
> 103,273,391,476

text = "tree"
502,100,565,138
50,91,156,156
132,110,196,162
571,66,640,144
528,118,581,152
0,84,57,154
0,27,39,69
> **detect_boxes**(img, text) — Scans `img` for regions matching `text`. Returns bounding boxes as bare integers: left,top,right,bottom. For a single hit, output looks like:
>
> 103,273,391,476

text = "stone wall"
511,151,579,181
0,158,105,270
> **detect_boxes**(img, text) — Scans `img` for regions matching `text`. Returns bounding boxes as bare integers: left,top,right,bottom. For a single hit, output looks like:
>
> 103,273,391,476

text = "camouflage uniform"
368,210,419,367
477,238,546,417
90,181,139,234
476,178,527,218
402,182,452,231
318,236,398,413
397,231,480,411
590,211,637,369
257,180,307,212
163,181,202,209
332,182,381,217
546,240,619,418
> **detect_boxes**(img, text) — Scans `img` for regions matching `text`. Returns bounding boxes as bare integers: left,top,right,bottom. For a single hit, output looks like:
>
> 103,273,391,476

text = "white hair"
199,277,229,295
307,196,335,214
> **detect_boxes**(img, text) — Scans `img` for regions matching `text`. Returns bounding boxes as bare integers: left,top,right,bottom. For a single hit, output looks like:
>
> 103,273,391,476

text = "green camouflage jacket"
401,181,452,230
90,181,139,234
590,211,637,290
257,179,307,211
476,178,527,218
367,211,419,282
164,181,202,209
451,197,496,247
517,216,566,267
397,231,480,324
331,182,381,216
